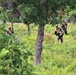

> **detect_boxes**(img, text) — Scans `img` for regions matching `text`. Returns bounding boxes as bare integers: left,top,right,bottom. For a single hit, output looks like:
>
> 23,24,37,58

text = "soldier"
61,21,68,35
7,27,14,35
55,25,64,43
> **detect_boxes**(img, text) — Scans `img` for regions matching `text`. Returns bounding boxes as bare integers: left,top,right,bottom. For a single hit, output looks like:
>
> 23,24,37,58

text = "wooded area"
0,0,76,75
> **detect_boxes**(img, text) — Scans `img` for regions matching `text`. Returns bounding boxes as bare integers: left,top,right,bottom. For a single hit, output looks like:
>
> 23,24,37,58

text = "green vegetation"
0,0,76,75
0,23,75,75
0,24,34,75
31,23,76,75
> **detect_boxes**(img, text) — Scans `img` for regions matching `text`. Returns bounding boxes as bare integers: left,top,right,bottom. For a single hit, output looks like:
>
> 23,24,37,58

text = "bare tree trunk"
26,24,30,35
11,22,14,33
34,25,44,66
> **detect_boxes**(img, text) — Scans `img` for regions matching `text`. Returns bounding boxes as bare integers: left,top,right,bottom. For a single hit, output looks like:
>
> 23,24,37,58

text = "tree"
9,7,20,32
0,0,76,66
18,0,49,66
0,1,20,32
18,3,31,34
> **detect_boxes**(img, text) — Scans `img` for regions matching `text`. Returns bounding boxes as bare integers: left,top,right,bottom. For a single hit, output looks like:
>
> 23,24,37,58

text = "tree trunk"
11,22,14,33
26,24,30,35
34,25,44,66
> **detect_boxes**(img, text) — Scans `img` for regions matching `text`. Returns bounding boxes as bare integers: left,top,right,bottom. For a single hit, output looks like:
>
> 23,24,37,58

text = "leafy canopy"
0,0,76,24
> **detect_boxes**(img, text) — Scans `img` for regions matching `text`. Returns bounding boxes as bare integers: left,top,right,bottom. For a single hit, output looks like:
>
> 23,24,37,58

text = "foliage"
0,7,8,23
0,0,76,74
17,0,76,25
0,20,76,75
68,10,76,19
8,23,76,75
0,0,76,25
0,24,34,75
0,6,20,24
70,10,76,16
31,24,76,75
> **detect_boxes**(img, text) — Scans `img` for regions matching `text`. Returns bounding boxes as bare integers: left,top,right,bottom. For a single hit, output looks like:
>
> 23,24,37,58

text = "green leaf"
0,48,9,58
0,66,3,70
3,59,12,64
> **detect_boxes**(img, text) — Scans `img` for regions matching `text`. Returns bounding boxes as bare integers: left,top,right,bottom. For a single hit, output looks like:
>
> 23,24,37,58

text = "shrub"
0,24,34,75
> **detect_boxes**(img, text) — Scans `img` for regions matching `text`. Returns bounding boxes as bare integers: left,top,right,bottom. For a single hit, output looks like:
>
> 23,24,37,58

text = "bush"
0,24,34,75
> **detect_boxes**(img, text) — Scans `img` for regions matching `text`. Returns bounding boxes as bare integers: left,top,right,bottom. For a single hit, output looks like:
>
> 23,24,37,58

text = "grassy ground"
6,23,76,75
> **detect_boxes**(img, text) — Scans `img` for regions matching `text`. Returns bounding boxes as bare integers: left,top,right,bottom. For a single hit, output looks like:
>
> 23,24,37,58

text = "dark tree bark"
11,22,14,33
27,24,30,35
34,25,44,66
26,21,30,35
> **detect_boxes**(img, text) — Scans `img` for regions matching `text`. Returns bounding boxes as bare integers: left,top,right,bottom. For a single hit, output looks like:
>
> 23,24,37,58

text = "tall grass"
5,23,76,75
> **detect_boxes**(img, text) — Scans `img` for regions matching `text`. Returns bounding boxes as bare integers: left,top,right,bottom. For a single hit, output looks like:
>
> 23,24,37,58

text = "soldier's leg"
65,29,67,35
64,28,67,35
57,36,59,42
60,37,63,43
